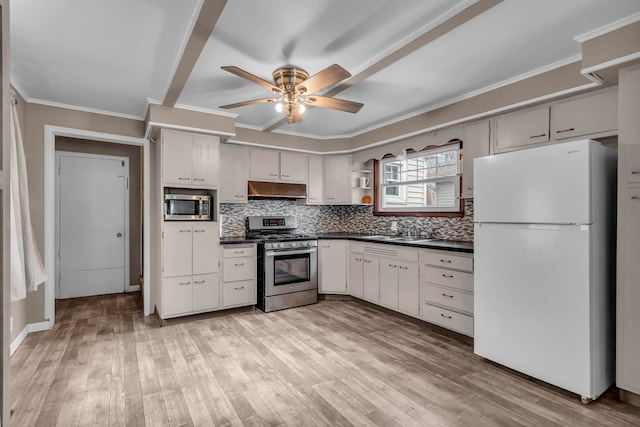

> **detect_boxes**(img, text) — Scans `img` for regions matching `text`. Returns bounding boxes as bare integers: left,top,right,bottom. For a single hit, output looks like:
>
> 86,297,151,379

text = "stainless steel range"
247,216,318,312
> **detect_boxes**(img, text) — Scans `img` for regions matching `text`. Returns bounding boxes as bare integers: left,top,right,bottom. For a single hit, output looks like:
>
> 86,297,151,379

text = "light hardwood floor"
10,293,640,426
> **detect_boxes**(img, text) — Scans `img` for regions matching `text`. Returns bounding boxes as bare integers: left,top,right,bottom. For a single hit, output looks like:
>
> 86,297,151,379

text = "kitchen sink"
361,235,435,243
361,235,395,240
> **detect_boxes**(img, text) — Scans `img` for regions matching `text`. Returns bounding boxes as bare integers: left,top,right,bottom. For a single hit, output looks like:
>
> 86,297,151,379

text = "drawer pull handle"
234,263,245,267
555,128,575,134
179,281,191,286
281,174,290,177
388,264,397,268
631,196,640,200
442,274,454,279
355,257,362,261
269,173,278,177
179,230,191,233
234,250,244,254
193,178,205,181
632,171,640,175
194,280,205,284
194,230,205,233
440,259,451,263
440,313,452,319
364,260,371,263
442,293,454,298
235,194,244,198
178,177,190,180
529,133,546,139
234,286,245,290
399,266,407,270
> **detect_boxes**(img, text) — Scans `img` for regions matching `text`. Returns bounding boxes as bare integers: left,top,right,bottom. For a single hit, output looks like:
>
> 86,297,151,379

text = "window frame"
373,140,464,217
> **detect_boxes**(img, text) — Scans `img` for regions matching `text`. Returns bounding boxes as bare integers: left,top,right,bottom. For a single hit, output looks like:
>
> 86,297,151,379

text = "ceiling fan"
219,64,363,124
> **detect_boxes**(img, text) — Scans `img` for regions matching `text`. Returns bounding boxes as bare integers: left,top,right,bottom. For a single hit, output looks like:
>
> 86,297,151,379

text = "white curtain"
10,91,47,301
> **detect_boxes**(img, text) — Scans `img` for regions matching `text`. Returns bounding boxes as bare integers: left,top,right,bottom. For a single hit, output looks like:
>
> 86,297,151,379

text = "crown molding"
574,11,640,42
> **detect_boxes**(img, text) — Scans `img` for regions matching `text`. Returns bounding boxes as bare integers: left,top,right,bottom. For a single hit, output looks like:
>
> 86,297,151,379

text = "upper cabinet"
462,120,490,199
551,88,618,141
219,143,250,203
494,107,550,153
162,130,219,188
323,155,352,204
307,155,324,205
250,148,307,183
494,88,619,154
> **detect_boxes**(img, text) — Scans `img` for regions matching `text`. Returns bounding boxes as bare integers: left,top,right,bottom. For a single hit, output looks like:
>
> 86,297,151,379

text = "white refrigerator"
473,139,617,402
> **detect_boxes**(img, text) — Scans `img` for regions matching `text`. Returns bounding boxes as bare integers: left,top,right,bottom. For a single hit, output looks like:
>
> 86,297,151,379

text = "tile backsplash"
220,199,474,242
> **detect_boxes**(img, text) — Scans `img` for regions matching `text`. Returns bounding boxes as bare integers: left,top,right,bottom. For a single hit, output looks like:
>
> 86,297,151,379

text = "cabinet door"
324,155,351,204
162,131,193,185
348,252,364,297
379,259,399,310
495,107,549,153
192,134,219,187
307,155,324,204
551,88,617,141
219,144,249,203
398,262,419,316
319,240,347,294
462,121,490,198
163,276,193,316
362,256,380,302
192,222,219,275
619,66,640,186
617,188,640,393
192,273,219,312
163,223,193,277
280,151,307,183
250,148,280,180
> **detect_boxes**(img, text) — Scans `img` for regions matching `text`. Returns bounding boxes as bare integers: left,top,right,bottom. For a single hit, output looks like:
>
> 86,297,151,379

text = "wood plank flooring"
10,293,640,426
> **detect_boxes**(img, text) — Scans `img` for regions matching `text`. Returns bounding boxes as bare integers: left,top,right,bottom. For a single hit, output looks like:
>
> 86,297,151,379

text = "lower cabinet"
319,240,348,294
420,249,474,337
345,240,474,335
221,245,256,308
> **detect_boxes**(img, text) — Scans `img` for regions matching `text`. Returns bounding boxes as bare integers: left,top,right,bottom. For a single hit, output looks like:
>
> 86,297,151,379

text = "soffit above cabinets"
10,0,640,138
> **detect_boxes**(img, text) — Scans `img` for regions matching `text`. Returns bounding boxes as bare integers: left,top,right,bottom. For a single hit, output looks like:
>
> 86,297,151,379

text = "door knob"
117,233,122,237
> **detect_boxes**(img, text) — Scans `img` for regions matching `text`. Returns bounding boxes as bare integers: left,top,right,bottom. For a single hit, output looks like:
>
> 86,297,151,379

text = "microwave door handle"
265,248,317,257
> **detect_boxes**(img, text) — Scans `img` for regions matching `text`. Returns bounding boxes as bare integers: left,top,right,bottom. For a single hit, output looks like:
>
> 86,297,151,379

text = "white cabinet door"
398,262,419,317
551,88,617,141
324,155,351,204
192,134,219,187
319,240,348,294
379,259,399,310
163,276,193,316
192,222,219,275
363,256,380,302
348,252,364,297
494,107,549,153
280,152,307,183
163,223,193,277
162,131,193,185
192,273,219,312
219,144,250,203
307,155,324,204
462,120,490,198
250,148,280,180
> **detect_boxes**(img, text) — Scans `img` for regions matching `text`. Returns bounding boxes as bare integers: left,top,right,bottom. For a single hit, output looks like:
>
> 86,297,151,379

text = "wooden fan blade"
221,66,283,95
296,64,351,95
304,95,363,113
219,98,277,109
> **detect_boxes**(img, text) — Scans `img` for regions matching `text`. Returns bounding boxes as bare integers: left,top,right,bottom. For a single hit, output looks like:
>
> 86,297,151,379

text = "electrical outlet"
10,316,13,332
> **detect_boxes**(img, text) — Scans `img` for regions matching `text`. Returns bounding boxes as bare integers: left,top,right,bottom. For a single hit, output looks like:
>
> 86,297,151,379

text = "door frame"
55,151,131,298
44,125,150,328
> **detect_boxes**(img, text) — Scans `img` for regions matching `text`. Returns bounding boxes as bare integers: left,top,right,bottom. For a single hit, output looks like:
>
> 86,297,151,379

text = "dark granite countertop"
220,233,473,253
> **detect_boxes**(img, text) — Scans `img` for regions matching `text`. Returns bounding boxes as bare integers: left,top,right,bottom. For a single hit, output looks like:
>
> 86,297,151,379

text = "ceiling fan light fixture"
275,102,284,113
298,103,306,114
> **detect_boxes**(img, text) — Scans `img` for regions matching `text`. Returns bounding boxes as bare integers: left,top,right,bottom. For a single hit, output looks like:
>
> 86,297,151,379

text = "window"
375,141,462,216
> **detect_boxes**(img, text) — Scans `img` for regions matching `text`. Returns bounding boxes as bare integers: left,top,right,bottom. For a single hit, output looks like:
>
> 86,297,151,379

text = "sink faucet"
406,226,416,238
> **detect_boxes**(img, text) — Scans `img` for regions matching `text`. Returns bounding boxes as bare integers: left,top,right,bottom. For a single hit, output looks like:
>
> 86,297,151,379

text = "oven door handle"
265,248,317,257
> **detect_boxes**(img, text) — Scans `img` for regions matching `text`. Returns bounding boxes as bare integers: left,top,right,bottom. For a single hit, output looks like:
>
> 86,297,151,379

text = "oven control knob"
290,242,297,247
277,243,284,248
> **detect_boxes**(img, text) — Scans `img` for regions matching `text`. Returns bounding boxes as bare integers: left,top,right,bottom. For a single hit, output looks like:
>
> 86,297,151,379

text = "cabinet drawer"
421,304,474,337
422,283,473,314
420,251,473,272
223,257,254,282
422,266,473,292
223,246,256,258
222,280,254,307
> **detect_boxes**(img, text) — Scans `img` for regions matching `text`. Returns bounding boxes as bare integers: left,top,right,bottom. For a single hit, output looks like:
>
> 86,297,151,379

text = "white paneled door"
56,152,129,298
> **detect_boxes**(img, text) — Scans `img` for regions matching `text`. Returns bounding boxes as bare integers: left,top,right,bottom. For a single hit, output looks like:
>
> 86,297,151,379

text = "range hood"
247,181,307,199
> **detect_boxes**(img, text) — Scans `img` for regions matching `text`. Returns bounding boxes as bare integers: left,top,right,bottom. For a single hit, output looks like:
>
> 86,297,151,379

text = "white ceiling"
11,0,640,139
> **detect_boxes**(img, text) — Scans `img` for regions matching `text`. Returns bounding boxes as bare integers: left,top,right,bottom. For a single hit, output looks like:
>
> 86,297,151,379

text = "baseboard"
10,321,51,356
620,389,640,408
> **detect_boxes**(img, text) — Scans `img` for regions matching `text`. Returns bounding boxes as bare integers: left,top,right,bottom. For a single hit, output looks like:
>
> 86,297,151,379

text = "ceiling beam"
163,0,227,107
264,0,503,132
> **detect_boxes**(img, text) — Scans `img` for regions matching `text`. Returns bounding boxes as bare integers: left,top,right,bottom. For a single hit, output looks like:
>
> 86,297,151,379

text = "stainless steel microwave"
164,194,212,221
